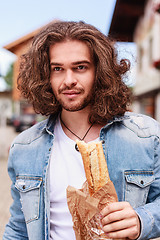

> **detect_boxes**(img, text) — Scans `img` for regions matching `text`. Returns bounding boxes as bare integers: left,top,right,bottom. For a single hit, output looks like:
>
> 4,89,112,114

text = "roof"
3,20,58,53
3,28,41,53
108,0,147,42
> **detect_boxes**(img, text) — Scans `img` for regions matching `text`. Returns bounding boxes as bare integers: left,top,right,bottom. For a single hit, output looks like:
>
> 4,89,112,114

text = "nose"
63,70,77,88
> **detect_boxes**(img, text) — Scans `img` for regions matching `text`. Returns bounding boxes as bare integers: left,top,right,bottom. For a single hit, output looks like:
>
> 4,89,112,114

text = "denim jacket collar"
45,115,57,136
45,113,130,136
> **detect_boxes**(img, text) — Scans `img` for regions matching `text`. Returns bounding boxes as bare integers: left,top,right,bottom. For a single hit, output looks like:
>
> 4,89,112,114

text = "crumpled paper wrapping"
67,181,118,240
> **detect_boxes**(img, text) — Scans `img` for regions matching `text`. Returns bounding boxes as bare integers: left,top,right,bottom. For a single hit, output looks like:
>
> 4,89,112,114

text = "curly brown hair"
17,20,132,124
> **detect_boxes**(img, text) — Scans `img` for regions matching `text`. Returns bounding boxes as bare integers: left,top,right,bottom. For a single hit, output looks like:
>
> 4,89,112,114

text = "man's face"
49,40,95,112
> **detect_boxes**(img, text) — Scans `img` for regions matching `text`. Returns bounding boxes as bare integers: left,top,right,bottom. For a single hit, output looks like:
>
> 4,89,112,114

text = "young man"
3,21,160,240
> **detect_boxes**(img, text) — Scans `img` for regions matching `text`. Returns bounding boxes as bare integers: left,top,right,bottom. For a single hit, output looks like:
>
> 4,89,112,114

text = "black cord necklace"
60,116,94,151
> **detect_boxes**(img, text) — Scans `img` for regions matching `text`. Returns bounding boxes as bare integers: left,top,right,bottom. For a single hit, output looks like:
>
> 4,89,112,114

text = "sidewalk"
0,158,12,238
0,126,18,238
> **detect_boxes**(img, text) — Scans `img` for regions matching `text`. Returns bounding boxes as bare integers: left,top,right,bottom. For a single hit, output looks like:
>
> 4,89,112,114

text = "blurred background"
0,0,160,238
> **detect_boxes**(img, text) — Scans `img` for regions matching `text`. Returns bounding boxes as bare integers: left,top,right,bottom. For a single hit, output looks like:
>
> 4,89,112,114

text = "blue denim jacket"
3,112,160,240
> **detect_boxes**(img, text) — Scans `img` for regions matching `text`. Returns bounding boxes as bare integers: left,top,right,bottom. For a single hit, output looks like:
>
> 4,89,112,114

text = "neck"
61,108,91,129
60,108,104,143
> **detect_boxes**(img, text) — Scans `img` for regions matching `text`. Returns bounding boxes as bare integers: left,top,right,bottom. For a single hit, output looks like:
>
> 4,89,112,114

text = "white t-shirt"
50,118,87,240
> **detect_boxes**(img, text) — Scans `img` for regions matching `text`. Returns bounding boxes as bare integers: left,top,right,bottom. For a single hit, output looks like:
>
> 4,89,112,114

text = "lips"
62,91,81,99
63,90,80,95
58,88,84,100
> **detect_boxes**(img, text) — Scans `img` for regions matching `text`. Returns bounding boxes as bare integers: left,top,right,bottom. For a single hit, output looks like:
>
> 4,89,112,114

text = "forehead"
49,40,93,63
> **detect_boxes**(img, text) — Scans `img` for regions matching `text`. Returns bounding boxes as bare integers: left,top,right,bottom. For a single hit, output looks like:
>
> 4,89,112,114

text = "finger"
104,225,140,239
101,206,136,225
102,217,138,233
100,201,130,217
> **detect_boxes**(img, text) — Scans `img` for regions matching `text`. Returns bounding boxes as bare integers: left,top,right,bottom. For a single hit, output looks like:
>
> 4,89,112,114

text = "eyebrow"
72,61,91,65
50,60,91,66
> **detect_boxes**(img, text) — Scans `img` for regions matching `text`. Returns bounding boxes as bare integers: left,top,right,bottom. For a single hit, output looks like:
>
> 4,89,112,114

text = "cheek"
86,75,95,90
50,78,59,90
50,81,57,96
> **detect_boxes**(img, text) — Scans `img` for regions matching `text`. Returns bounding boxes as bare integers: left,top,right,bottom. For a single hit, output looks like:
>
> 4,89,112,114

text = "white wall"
0,98,12,126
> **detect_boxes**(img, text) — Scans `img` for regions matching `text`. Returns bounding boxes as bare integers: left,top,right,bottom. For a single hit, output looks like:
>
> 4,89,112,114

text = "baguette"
76,140,110,196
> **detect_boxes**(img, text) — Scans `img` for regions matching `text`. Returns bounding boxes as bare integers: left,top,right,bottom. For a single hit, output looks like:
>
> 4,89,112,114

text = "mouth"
63,90,80,95
61,89,83,98
62,91,81,99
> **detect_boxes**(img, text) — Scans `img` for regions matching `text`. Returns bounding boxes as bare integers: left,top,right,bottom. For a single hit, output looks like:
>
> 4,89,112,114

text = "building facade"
133,0,160,122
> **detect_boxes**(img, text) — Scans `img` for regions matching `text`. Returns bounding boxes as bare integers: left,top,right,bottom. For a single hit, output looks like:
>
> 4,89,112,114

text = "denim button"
140,180,144,185
102,140,105,144
49,148,51,151
22,185,26,190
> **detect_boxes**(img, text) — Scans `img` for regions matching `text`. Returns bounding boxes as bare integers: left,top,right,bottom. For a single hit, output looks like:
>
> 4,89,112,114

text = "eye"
53,67,62,71
77,65,86,70
50,66,63,72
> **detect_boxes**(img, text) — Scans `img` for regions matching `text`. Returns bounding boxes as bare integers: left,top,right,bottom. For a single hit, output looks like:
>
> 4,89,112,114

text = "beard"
58,95,92,112
54,87,93,112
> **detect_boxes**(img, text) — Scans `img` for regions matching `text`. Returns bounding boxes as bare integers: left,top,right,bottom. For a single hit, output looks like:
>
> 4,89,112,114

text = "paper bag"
67,181,118,240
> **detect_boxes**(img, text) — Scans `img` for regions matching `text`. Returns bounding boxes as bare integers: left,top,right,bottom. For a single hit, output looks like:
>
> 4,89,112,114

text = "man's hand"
100,202,141,239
